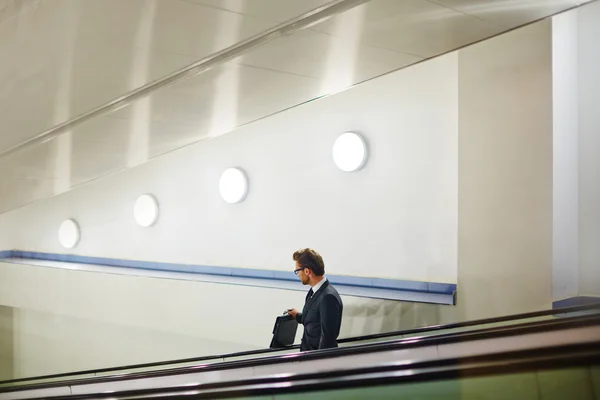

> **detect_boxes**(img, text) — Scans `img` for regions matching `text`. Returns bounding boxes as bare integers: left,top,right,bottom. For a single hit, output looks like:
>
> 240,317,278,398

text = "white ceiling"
0,0,336,152
0,0,594,213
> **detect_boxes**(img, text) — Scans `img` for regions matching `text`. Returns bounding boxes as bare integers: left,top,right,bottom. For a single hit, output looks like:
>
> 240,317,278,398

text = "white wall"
550,1,600,300
0,20,555,379
0,261,444,379
0,306,14,381
577,1,600,297
0,216,13,251
551,10,579,301
0,53,459,285
454,20,553,320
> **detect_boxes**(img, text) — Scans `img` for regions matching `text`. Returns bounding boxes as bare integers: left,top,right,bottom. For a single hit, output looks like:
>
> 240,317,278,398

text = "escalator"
46,342,600,399
0,303,598,399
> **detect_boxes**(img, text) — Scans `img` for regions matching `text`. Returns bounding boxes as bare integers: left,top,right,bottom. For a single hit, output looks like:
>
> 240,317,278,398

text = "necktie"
305,288,314,303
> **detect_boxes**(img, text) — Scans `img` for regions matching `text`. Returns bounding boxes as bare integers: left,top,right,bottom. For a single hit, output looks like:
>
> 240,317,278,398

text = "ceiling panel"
242,25,423,84
430,0,582,27
0,0,595,214
312,0,506,57
183,0,333,23
0,0,37,24
0,0,323,153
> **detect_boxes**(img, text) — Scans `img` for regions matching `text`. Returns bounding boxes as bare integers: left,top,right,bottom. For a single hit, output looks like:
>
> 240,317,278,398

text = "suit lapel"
303,280,329,314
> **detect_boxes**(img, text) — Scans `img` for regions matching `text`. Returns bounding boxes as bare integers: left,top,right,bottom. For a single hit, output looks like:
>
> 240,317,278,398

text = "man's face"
296,261,310,285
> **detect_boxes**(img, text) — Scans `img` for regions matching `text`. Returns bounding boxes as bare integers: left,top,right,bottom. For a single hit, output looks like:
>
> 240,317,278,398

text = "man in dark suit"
287,248,343,351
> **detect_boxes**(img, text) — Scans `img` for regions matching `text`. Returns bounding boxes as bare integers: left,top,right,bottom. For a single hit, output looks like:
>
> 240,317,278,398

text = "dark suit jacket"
295,280,343,351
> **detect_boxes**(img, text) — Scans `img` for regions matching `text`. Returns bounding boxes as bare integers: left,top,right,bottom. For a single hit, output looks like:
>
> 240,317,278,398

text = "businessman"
287,248,343,351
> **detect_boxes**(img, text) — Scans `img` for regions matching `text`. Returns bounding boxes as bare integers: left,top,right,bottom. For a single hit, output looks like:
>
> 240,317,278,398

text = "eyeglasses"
294,267,308,275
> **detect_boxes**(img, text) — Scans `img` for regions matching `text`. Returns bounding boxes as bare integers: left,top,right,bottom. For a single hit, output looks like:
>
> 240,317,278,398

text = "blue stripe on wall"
0,250,14,259
2,250,457,304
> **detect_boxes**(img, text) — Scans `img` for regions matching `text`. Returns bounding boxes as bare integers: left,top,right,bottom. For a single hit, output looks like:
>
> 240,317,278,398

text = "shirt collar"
311,276,327,294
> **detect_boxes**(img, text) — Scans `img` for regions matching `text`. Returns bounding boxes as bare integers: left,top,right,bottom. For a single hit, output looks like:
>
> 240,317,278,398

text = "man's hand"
287,308,298,319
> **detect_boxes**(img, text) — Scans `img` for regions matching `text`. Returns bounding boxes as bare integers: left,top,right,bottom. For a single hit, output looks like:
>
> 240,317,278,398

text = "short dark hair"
293,248,325,276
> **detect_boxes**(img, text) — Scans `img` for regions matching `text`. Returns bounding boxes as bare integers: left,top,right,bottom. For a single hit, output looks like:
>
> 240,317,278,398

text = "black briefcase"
269,313,298,349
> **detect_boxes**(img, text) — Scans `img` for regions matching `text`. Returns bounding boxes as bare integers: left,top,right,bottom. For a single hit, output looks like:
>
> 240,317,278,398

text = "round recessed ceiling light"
219,167,248,204
134,194,159,227
332,132,367,172
58,219,80,249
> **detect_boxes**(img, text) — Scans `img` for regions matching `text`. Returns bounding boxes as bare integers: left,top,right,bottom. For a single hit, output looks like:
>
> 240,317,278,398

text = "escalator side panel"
231,367,597,400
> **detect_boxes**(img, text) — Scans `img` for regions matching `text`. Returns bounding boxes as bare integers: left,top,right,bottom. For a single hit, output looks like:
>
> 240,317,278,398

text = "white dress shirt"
309,276,328,297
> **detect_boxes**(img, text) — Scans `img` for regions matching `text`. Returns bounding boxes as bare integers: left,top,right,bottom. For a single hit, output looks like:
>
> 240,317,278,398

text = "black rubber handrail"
35,340,600,399
2,312,598,394
0,302,597,387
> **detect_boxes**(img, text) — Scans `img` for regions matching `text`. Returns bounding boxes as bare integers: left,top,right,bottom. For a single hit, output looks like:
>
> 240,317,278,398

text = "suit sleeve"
295,312,303,325
318,294,342,349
